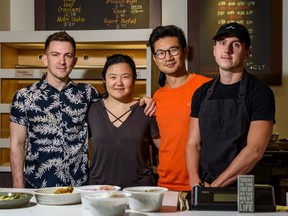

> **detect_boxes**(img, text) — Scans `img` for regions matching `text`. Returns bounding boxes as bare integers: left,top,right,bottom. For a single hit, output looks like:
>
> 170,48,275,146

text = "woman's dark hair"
101,54,137,80
148,25,187,54
44,31,76,54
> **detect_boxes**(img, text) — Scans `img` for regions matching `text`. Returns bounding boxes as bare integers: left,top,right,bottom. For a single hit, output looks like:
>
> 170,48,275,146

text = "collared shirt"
10,73,101,188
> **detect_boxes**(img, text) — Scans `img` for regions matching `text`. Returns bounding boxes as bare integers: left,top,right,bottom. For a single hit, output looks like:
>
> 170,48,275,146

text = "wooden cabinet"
0,29,153,172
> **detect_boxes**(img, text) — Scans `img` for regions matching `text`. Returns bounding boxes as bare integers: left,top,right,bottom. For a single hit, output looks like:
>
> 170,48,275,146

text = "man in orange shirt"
148,25,211,209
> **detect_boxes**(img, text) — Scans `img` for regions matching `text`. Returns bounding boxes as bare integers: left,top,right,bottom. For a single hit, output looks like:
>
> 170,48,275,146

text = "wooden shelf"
0,163,11,172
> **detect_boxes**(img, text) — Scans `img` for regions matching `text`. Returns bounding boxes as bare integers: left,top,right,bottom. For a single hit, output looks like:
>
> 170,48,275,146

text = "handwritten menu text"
44,0,149,30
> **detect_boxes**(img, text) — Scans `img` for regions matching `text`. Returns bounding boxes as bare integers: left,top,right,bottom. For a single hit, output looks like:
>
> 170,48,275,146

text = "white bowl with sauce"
34,187,81,205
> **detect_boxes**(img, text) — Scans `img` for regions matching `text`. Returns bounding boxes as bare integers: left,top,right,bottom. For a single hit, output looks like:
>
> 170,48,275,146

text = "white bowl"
34,187,81,205
123,186,168,212
85,191,130,216
75,185,120,209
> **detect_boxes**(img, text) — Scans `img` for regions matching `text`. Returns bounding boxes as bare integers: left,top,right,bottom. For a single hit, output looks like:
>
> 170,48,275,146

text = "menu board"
35,0,155,30
188,0,282,85
199,0,269,76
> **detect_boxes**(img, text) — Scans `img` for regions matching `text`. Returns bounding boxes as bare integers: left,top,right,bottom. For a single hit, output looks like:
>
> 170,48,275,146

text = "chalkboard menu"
188,0,282,85
199,0,269,76
35,0,160,30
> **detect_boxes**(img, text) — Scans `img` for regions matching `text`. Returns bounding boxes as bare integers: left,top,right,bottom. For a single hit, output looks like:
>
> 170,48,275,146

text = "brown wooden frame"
35,0,161,30
187,0,282,85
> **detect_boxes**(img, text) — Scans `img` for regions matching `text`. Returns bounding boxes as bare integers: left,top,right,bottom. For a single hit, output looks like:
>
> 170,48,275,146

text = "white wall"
10,0,34,31
162,0,187,35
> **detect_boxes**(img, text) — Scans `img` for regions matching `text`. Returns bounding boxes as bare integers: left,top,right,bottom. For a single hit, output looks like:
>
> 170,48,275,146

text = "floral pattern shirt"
10,74,100,188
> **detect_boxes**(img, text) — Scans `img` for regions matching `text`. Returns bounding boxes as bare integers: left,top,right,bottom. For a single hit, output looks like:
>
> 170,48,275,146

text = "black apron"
199,72,250,184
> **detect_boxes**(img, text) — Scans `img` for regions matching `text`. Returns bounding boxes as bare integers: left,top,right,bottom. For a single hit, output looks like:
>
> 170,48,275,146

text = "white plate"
75,185,121,192
34,187,81,205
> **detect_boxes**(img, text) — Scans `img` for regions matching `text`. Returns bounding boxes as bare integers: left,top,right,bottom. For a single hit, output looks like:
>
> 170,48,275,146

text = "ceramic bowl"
34,187,81,205
269,133,279,142
0,192,33,209
123,186,168,212
75,185,120,209
85,191,130,216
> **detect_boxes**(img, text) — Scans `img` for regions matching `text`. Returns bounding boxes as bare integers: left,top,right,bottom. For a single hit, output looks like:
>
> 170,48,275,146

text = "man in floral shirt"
9,31,101,188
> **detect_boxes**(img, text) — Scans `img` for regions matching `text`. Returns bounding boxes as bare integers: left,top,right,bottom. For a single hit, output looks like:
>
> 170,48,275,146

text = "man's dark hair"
44,31,76,53
148,25,187,54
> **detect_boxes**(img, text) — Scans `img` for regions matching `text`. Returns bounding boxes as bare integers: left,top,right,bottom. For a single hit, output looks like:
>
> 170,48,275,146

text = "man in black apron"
186,23,275,188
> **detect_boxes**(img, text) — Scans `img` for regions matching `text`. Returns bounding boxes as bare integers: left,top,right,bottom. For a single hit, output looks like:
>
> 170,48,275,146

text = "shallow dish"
75,185,120,209
34,187,81,205
85,191,130,216
123,186,168,212
0,192,33,209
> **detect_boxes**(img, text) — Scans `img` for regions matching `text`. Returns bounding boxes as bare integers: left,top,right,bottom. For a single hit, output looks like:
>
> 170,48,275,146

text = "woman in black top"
87,54,160,189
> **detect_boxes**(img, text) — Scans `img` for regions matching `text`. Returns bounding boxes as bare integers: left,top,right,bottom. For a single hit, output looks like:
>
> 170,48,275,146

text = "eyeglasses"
154,47,180,60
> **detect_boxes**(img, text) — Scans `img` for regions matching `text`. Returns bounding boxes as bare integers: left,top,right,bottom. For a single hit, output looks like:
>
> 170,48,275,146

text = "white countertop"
0,188,286,216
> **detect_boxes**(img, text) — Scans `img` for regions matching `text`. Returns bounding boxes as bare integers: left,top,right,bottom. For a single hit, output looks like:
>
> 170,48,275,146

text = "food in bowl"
75,185,120,209
34,187,81,205
123,186,168,212
0,193,23,200
85,191,130,216
54,186,73,194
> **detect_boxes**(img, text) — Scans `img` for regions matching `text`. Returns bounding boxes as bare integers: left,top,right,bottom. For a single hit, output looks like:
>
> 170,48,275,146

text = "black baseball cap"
212,22,250,48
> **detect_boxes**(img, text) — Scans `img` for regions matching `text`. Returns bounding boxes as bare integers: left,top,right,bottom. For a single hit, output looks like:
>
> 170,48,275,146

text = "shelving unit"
0,29,153,172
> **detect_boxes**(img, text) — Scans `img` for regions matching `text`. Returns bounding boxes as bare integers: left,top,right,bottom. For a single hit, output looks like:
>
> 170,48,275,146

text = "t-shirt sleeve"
150,116,160,139
190,81,212,118
9,90,28,126
250,84,275,123
89,85,102,102
190,87,202,118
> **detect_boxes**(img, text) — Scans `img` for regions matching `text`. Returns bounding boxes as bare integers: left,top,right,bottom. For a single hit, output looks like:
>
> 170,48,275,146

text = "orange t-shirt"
153,73,211,191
